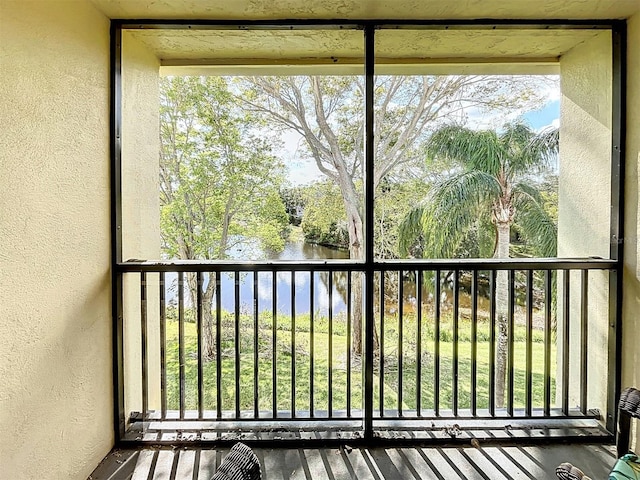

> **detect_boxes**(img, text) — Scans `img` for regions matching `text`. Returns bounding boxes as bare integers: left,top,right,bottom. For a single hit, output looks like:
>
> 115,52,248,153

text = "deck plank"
89,444,618,480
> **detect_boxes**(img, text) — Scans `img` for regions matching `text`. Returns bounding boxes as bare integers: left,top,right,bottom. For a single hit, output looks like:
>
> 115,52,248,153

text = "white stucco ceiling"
128,28,603,62
91,0,640,21
123,27,607,75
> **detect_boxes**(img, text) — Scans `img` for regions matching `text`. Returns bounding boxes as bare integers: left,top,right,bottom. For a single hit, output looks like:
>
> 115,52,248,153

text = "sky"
524,99,561,131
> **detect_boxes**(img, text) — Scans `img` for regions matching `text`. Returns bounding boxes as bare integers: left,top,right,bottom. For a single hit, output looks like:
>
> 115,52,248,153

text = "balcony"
91,443,618,479
115,258,617,446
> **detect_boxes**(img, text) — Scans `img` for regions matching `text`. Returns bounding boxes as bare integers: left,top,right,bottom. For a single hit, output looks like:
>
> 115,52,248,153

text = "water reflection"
218,270,347,316
166,242,351,316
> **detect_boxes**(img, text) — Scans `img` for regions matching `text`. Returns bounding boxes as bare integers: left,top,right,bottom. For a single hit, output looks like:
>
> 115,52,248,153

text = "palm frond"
398,203,429,257
398,171,500,259
528,126,559,164
513,185,557,257
426,125,503,176
432,170,501,216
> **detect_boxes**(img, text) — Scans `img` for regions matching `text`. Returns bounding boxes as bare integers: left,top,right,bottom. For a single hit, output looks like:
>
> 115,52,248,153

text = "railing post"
110,20,125,443
363,23,375,439
607,20,626,435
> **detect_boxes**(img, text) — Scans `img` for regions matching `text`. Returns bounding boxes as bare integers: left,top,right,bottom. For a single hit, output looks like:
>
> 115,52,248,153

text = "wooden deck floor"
89,444,617,480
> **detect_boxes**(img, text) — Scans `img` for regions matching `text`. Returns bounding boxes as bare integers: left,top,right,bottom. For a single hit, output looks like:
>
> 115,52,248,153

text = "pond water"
167,242,353,316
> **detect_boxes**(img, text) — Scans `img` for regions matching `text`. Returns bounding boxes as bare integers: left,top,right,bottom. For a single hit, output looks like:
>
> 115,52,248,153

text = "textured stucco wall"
0,1,112,479
121,31,162,423
623,11,640,452
558,32,612,419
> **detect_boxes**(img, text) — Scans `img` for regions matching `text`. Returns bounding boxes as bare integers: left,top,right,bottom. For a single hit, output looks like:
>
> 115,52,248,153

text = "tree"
399,121,559,406
160,76,288,360
240,75,551,354
300,180,349,249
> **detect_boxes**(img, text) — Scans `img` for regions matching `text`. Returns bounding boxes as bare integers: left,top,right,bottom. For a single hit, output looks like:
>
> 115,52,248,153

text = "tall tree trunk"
345,194,365,355
494,221,510,407
201,282,216,361
342,189,379,356
186,272,217,361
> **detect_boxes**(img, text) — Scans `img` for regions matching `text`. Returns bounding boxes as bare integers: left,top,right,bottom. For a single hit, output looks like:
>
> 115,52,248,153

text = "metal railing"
117,258,616,437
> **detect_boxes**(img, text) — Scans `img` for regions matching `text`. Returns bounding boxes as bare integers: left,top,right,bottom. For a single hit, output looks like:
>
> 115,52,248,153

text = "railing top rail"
117,257,615,272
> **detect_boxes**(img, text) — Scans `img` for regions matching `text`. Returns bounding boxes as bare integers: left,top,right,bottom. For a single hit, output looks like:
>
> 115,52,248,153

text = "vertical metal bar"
562,269,570,416
110,21,125,441
580,269,589,415
434,270,441,417
379,272,385,417
160,272,167,419
452,270,459,417
197,272,204,420
416,270,423,417
310,272,315,418
291,271,296,418
272,272,277,418
141,272,148,420
607,20,626,434
346,271,352,418
235,272,241,419
216,272,222,419
398,270,404,417
328,272,334,418
507,270,515,417
471,270,478,417
253,271,259,419
363,24,375,439
178,272,185,420
525,270,534,417
544,270,552,417
489,270,496,417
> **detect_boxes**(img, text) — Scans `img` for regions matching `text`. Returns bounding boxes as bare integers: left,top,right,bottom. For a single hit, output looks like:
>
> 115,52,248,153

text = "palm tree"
399,121,559,407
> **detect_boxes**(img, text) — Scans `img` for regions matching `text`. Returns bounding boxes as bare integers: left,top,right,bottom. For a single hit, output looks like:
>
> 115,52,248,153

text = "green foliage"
375,178,430,259
300,180,349,249
279,186,306,226
160,76,289,260
399,121,559,260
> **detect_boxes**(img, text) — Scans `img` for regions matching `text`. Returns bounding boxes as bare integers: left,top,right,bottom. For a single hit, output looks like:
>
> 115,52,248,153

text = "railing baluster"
215,272,222,420
416,269,423,417
291,271,296,419
581,269,589,415
272,272,277,418
398,270,404,417
489,270,496,417
310,272,315,418
471,270,478,417
434,270,441,417
141,271,148,420
379,272,385,417
253,271,259,419
328,271,333,418
544,270,552,417
525,270,534,417
234,271,241,419
346,271,352,418
178,271,185,420
197,272,204,420
159,272,166,419
562,269,570,415
507,270,515,417
453,269,459,417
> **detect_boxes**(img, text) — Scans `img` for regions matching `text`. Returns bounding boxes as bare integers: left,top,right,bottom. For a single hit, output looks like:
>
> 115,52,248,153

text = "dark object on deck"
211,443,262,480
556,387,640,480
617,387,640,458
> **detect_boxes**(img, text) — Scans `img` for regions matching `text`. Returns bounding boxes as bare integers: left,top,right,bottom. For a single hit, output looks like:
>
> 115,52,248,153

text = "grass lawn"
162,309,556,415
